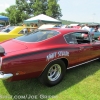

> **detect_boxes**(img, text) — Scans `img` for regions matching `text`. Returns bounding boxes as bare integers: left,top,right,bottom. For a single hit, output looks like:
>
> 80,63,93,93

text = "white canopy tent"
68,24,79,26
24,14,62,25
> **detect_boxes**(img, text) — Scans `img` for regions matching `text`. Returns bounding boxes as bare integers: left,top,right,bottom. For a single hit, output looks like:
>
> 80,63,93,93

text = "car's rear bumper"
0,72,13,80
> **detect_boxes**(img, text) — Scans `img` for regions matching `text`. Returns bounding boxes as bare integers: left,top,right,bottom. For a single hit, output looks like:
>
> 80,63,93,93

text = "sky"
0,0,100,23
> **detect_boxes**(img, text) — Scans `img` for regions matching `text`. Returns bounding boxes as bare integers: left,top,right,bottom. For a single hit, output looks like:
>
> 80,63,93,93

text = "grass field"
0,60,100,100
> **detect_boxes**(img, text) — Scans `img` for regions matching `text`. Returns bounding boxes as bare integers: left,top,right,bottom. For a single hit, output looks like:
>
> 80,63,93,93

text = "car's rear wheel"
39,59,66,86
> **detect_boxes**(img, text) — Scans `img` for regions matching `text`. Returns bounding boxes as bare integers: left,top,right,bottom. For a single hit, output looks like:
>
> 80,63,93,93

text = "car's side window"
64,32,90,44
64,33,78,44
73,32,90,44
15,30,59,42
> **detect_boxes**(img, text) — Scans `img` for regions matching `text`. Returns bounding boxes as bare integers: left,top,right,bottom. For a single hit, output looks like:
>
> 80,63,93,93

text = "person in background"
30,23,34,27
82,24,94,39
34,24,38,28
30,23,38,32
22,23,26,26
94,25,99,32
89,26,94,38
80,24,85,29
82,24,90,31
98,26,100,32
98,36,100,41
89,26,94,32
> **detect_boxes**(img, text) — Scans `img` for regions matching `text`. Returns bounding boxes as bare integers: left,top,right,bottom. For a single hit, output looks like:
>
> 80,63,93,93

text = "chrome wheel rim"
48,64,61,81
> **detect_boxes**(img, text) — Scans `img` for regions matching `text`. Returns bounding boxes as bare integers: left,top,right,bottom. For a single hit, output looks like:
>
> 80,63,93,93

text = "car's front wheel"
39,59,66,86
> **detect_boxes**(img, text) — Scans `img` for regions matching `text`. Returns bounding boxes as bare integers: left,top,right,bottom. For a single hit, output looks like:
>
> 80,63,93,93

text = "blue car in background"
89,24,100,40
93,31,100,40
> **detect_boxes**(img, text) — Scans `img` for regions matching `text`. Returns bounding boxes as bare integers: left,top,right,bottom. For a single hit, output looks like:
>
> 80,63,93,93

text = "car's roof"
46,28,88,35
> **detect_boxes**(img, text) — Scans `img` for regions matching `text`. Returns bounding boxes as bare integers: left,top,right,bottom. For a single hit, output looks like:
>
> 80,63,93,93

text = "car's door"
64,31,94,66
91,40,100,58
75,43,93,63
73,32,97,63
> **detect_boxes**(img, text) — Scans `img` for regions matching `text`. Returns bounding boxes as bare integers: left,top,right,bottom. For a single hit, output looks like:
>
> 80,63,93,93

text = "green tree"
46,0,62,19
0,5,18,25
32,0,62,19
1,5,29,25
31,0,47,16
16,0,35,15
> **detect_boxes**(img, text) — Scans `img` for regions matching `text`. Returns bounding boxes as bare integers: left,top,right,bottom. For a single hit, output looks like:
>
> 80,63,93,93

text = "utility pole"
93,13,95,24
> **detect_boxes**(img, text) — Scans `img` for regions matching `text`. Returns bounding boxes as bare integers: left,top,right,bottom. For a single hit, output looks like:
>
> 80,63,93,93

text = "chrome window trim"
0,57,2,70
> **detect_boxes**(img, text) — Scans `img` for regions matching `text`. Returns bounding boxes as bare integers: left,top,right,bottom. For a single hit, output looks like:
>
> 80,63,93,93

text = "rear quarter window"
15,30,59,42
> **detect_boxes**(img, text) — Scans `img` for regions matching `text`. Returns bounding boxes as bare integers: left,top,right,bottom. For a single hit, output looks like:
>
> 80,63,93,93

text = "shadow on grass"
3,60,100,100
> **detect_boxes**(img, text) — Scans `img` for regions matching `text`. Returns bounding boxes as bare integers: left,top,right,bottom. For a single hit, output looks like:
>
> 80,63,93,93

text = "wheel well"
39,58,68,78
61,58,68,69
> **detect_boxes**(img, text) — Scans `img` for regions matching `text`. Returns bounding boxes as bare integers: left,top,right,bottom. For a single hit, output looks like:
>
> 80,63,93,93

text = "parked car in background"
0,26,35,42
0,28,100,86
93,31,100,39
0,24,4,32
88,24,100,39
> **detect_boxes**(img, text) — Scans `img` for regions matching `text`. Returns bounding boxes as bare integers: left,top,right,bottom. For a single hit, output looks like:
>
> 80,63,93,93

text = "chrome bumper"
0,72,13,80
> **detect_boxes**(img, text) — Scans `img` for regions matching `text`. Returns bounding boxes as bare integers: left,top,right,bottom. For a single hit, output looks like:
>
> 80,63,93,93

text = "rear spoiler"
0,46,5,56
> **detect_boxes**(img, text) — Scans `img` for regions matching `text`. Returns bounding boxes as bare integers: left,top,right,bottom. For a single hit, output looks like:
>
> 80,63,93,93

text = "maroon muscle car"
0,28,100,86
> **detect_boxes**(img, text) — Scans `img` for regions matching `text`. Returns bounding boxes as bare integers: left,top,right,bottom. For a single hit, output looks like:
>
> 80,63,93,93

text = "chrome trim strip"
0,57,2,70
67,58,99,69
0,72,13,80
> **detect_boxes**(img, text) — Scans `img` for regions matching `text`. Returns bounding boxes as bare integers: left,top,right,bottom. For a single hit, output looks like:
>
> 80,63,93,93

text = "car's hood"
0,40,27,53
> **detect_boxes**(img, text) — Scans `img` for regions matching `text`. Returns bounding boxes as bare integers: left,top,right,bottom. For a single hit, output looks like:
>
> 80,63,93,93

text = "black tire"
38,59,66,86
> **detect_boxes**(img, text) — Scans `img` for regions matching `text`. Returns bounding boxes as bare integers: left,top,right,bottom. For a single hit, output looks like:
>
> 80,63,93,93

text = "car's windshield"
1,26,16,33
15,30,59,42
